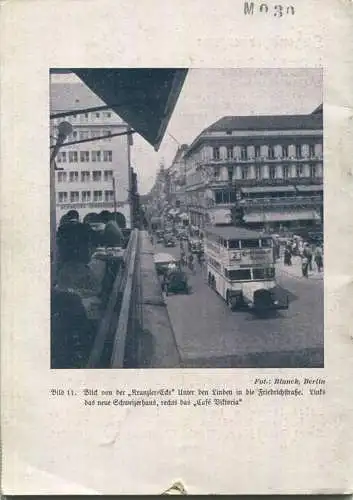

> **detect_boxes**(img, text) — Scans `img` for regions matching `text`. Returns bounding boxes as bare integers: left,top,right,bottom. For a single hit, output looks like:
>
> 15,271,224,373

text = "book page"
1,0,352,495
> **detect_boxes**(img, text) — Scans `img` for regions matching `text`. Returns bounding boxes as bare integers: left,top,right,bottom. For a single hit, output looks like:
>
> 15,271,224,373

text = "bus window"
240,239,260,249
260,238,273,248
228,239,240,249
253,268,275,280
225,269,251,281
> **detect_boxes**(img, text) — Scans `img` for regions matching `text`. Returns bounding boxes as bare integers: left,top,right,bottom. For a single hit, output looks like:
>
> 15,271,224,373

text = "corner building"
50,79,132,228
184,104,323,232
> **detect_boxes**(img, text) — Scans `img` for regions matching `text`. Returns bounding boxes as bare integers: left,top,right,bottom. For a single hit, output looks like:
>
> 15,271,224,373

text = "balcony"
197,155,323,166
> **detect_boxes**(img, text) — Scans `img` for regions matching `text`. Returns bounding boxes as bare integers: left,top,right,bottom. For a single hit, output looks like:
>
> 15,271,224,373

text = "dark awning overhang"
68,68,188,151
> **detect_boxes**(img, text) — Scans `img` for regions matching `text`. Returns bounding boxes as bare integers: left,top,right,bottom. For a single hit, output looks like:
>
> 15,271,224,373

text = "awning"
71,69,188,151
295,185,323,193
241,185,296,194
168,208,178,216
178,212,189,220
244,210,321,223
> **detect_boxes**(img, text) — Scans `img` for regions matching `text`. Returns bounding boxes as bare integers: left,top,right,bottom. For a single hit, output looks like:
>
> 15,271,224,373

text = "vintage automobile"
163,269,190,296
154,252,180,276
155,230,165,243
188,237,202,253
163,233,176,247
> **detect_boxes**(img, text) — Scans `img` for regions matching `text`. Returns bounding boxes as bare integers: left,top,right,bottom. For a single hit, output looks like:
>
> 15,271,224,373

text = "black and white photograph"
50,68,324,370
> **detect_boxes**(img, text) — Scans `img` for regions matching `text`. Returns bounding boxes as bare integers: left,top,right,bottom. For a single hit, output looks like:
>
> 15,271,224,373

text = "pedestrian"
303,243,313,271
284,246,292,266
188,253,194,273
301,255,309,278
314,246,323,272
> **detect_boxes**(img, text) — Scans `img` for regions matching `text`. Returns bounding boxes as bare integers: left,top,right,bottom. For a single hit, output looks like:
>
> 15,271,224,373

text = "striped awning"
295,185,323,192
241,185,296,194
244,210,321,223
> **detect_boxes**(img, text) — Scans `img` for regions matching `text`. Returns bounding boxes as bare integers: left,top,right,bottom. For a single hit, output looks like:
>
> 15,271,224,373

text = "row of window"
57,150,113,163
215,164,319,181
213,144,318,161
57,190,114,203
53,111,112,125
57,170,113,183
224,267,275,281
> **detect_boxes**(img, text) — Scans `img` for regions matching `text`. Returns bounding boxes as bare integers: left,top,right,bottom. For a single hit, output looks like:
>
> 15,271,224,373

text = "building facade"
50,78,133,228
184,105,323,232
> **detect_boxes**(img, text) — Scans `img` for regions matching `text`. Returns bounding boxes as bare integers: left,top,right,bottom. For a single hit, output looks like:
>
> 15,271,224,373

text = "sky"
51,69,322,195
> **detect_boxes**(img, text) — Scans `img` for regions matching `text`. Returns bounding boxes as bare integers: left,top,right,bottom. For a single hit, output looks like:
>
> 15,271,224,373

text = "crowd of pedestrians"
282,236,323,278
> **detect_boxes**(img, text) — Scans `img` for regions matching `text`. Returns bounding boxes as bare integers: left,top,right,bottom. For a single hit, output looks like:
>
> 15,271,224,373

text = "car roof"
153,252,178,264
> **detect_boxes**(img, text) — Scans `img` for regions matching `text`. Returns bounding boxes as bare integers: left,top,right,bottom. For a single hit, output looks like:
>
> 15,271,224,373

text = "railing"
86,229,141,368
197,155,323,166
239,195,323,207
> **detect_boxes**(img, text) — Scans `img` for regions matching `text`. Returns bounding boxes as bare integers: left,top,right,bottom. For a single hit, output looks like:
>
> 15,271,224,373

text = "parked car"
164,233,176,247
154,252,179,276
163,269,190,295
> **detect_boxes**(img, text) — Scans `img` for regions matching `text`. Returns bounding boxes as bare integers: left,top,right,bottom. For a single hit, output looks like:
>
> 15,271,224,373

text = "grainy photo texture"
50,68,323,369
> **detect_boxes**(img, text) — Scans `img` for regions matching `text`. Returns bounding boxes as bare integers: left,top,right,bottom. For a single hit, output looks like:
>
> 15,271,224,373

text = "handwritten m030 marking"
244,2,295,16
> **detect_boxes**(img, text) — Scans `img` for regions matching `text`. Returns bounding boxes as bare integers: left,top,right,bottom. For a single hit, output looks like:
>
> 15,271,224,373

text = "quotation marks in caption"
50,377,325,408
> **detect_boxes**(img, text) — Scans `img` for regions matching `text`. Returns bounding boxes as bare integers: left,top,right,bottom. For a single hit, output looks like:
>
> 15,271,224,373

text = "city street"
153,242,324,368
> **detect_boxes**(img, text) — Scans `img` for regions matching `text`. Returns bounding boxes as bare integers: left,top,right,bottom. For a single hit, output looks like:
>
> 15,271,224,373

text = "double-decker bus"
204,226,288,312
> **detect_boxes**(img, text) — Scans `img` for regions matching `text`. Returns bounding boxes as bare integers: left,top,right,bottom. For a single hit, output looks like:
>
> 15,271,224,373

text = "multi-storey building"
50,78,133,228
166,144,189,213
184,104,323,232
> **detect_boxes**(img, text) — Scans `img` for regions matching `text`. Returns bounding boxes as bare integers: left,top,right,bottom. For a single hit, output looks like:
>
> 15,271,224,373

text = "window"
104,170,113,181
260,238,273,248
95,112,100,118
283,165,289,179
92,150,101,162
255,166,262,180
255,146,261,158
68,151,78,163
70,191,79,202
268,146,274,159
296,144,302,158
91,130,101,139
227,146,233,159
296,165,303,177
92,170,102,182
228,239,240,249
225,269,251,281
58,191,68,203
240,146,247,160
79,131,89,140
241,239,260,249
57,151,67,163
102,129,112,141
310,164,317,177
81,171,90,182
252,267,275,280
57,171,67,183
105,190,114,202
269,166,276,179
103,111,111,118
93,190,103,202
69,171,78,182
309,144,315,157
282,145,288,158
213,147,220,160
82,191,91,202
80,151,89,162
103,150,112,162
241,167,248,179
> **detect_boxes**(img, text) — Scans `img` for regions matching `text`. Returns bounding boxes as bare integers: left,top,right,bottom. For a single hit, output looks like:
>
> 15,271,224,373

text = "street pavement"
153,242,324,368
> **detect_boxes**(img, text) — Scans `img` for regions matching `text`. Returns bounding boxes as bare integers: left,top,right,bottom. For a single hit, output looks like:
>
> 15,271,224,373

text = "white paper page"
1,0,353,495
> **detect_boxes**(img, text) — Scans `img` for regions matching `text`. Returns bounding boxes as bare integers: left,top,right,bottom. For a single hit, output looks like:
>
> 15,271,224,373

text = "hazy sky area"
52,69,322,195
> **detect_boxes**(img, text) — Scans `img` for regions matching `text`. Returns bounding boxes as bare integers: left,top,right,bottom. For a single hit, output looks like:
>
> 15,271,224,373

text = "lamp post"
50,120,73,285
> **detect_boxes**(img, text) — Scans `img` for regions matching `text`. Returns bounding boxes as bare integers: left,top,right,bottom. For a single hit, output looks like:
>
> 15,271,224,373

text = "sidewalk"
276,255,323,281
